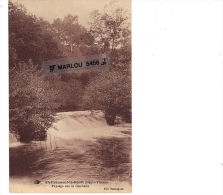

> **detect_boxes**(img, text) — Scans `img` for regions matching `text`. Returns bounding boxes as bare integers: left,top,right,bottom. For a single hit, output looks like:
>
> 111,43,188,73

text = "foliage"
9,0,131,139
89,1,130,57
83,69,131,124
84,1,131,124
9,1,61,67
47,73,85,111
9,61,59,142
52,15,94,56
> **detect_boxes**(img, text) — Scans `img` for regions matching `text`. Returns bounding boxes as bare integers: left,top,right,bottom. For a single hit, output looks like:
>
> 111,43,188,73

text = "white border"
0,0,9,194
133,0,223,194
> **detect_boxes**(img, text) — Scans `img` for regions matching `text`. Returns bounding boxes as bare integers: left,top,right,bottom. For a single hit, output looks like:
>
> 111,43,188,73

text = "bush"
105,108,116,125
83,68,131,125
9,61,58,142
47,74,84,112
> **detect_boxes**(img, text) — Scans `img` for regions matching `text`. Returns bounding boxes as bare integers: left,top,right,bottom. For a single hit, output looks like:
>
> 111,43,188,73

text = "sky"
12,0,131,27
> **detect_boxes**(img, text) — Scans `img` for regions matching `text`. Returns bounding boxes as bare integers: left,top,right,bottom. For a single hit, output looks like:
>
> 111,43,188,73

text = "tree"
46,74,85,111
84,2,131,125
9,1,61,68
52,15,93,56
9,61,59,142
83,70,131,125
9,1,64,142
89,1,130,60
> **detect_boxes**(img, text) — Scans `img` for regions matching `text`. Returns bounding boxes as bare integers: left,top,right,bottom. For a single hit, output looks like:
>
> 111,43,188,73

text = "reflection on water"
10,137,131,183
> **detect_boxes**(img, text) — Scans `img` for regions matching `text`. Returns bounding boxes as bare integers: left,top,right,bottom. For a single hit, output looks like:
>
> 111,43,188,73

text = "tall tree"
89,1,130,59
52,15,93,55
9,1,61,142
9,1,61,68
83,2,131,125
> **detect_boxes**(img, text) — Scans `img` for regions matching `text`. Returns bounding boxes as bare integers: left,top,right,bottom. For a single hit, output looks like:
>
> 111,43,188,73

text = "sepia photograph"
9,0,131,192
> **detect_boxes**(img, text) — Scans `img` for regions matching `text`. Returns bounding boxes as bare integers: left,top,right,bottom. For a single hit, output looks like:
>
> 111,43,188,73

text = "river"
9,111,132,192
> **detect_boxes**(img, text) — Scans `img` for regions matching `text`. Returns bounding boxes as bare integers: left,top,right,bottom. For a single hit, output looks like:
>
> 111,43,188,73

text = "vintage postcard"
9,0,131,193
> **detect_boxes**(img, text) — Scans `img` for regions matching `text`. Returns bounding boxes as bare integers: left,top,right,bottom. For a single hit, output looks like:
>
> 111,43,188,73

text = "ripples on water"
10,137,131,183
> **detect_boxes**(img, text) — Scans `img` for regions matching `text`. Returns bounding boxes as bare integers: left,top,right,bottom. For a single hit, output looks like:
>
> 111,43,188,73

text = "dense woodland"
9,1,131,142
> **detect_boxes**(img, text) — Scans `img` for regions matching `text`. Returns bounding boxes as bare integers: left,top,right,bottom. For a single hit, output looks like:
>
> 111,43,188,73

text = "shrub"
83,68,131,125
9,61,58,142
